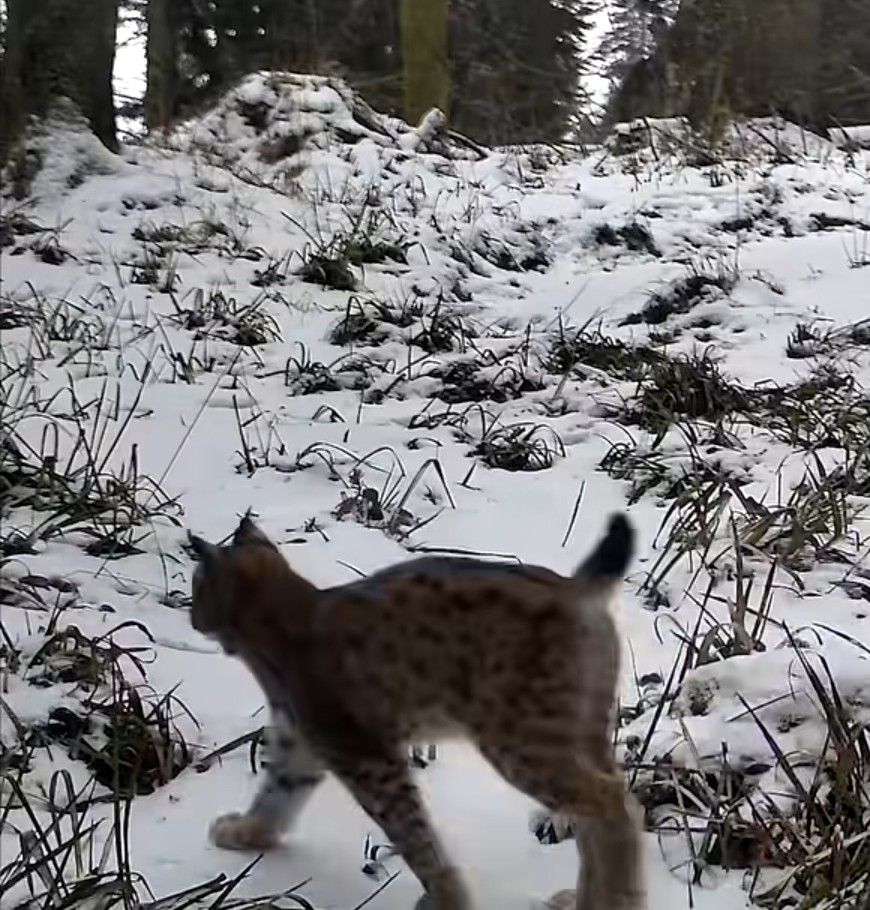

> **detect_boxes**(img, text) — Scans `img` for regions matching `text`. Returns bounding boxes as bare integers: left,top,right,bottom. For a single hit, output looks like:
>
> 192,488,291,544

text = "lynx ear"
188,532,219,564
232,514,275,548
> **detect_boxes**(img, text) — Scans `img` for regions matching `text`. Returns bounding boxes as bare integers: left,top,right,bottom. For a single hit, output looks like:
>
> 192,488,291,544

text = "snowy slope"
2,75,870,910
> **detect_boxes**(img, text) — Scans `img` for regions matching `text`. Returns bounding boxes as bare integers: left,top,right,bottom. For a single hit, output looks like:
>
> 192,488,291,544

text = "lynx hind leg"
330,751,471,910
211,714,326,852
574,797,644,910
481,741,643,910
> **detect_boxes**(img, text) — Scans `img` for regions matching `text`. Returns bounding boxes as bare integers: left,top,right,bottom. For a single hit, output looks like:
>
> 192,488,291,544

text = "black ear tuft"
232,514,275,548
188,532,219,564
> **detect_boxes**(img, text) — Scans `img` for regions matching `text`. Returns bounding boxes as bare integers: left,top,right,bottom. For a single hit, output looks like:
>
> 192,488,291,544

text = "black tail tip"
582,512,635,579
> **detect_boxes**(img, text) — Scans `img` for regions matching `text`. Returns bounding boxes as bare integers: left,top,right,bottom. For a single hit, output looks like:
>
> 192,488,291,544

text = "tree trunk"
1,0,119,163
400,0,449,125
144,0,177,131
664,0,823,132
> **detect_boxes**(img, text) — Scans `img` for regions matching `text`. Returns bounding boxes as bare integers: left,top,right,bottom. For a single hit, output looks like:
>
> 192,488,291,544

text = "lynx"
187,513,643,910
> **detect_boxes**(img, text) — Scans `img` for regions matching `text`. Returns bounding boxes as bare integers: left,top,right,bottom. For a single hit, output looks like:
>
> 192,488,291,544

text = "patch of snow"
829,124,870,150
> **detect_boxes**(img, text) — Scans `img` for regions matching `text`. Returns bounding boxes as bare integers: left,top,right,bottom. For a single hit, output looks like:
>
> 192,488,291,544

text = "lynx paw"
209,812,280,851
543,890,575,910
414,869,471,910
544,888,577,910
544,886,644,910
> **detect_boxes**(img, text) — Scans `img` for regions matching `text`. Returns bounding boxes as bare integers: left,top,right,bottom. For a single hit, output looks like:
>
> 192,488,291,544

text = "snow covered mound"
607,115,841,166
830,124,870,151
1,98,122,202
169,71,481,192
624,635,870,801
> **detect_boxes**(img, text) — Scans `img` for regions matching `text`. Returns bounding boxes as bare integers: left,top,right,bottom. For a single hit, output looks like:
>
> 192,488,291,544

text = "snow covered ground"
2,76,870,910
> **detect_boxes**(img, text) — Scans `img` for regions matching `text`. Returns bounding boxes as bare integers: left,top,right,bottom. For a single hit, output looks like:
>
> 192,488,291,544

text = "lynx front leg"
211,713,326,851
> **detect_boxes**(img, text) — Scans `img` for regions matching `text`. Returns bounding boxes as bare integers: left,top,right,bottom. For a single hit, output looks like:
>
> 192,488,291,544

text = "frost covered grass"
2,77,870,910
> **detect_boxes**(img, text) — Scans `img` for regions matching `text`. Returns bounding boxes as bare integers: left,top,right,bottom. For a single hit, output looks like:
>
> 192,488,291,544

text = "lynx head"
187,515,288,654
